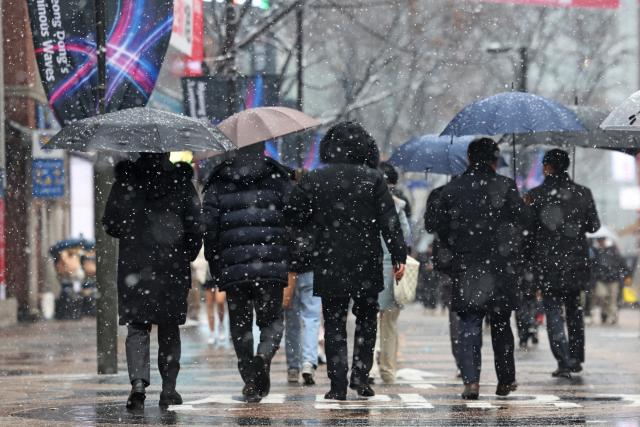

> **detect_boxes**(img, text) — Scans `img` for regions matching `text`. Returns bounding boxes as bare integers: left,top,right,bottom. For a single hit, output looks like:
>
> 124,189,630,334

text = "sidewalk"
1,305,639,426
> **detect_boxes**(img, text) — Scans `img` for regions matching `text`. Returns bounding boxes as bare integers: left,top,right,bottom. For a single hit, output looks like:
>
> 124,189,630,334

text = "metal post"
0,0,6,301
295,3,304,168
94,0,118,375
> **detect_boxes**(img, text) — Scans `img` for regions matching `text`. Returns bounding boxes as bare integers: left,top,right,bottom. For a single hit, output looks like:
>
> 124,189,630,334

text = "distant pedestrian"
526,149,600,378
431,138,529,400
376,163,412,385
285,122,407,401
102,153,203,410
591,237,628,325
203,143,293,403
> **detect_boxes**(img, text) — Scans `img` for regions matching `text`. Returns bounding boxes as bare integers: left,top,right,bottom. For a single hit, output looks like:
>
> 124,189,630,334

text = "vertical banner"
171,0,204,76
27,0,174,125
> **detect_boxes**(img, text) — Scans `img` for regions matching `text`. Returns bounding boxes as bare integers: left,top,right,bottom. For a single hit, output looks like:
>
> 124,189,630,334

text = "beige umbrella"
194,106,320,160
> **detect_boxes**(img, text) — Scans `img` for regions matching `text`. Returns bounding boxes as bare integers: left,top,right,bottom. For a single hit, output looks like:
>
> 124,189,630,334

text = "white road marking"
398,393,435,409
182,393,286,406
466,401,499,409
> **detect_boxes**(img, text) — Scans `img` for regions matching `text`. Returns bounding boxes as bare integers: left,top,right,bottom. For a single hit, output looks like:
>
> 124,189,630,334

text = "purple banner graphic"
27,0,173,125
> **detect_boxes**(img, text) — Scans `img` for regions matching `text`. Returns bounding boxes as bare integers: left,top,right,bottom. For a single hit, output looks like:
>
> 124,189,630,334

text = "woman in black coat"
102,153,202,410
285,122,407,400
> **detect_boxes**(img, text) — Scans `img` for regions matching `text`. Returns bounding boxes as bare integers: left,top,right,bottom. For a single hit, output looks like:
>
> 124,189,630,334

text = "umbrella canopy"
601,91,640,132
440,92,585,137
218,106,321,147
499,106,640,153
388,135,475,175
45,107,235,153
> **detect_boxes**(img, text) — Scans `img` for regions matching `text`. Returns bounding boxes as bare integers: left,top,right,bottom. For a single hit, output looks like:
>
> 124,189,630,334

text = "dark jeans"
516,291,538,343
322,293,379,392
126,323,181,389
543,291,584,368
457,310,515,385
226,282,284,384
448,308,462,372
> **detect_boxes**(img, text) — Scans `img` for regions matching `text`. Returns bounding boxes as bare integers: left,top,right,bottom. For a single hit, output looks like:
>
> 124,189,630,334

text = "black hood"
207,154,293,186
320,122,380,168
114,159,193,199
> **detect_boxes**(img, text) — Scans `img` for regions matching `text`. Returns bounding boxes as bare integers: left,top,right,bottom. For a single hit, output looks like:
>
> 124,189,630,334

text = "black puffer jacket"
285,122,407,298
203,153,294,290
527,173,600,294
102,158,203,326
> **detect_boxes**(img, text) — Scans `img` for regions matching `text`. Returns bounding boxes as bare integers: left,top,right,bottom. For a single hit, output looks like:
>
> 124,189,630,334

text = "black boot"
159,384,182,407
243,382,262,403
350,380,375,397
254,354,271,397
126,380,146,410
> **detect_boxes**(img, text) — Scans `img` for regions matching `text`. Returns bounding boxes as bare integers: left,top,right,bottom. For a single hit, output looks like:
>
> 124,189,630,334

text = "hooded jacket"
102,158,203,325
284,123,407,298
202,153,294,290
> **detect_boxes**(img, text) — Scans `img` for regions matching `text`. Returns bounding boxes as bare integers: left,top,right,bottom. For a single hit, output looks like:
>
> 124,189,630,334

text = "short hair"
467,138,499,165
320,121,380,168
542,149,570,173
379,161,399,185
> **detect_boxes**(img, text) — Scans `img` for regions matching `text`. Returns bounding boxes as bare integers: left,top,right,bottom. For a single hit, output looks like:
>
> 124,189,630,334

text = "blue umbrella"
388,135,475,175
440,92,585,177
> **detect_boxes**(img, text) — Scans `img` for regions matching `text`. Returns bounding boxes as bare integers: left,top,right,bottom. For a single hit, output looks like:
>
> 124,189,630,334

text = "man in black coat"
432,138,529,400
102,153,203,410
526,149,600,378
203,143,293,403
285,122,407,401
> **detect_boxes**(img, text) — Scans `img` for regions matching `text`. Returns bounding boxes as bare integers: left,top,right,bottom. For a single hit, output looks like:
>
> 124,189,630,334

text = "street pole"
0,0,6,303
94,0,118,375
517,47,528,93
295,3,304,168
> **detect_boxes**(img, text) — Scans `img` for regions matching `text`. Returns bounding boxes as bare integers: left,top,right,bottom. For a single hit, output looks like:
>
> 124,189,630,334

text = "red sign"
478,0,619,8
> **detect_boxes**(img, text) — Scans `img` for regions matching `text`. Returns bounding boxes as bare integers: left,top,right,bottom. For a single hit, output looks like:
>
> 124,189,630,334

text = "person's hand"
394,264,406,281
283,286,294,309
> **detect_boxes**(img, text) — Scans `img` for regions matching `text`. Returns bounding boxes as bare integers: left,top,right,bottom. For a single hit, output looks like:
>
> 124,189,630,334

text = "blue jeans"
285,273,321,369
458,310,515,385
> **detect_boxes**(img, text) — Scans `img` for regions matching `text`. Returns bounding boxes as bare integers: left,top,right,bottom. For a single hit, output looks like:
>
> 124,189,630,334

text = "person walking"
203,143,293,403
376,162,412,385
102,153,203,410
285,122,407,401
431,138,529,400
592,237,629,325
526,149,600,378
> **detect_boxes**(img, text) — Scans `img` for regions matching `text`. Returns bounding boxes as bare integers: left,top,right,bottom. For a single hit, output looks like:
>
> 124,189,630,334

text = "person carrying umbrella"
102,153,203,410
202,142,293,403
525,149,600,378
431,138,529,400
285,122,407,400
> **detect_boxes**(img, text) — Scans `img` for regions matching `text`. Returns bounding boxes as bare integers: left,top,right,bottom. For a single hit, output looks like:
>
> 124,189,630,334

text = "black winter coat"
102,159,203,326
432,164,530,313
203,155,293,290
285,163,407,298
592,245,628,283
527,173,600,294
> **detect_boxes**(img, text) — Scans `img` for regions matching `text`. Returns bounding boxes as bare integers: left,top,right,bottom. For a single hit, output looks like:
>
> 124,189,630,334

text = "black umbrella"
45,107,235,153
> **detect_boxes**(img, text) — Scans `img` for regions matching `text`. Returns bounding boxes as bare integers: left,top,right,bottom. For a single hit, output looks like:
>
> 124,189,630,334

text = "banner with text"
27,0,174,125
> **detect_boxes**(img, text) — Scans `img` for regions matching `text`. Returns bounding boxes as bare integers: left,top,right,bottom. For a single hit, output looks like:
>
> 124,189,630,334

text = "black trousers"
543,291,584,367
457,310,515,385
126,323,181,389
516,291,538,343
226,282,284,384
321,293,379,391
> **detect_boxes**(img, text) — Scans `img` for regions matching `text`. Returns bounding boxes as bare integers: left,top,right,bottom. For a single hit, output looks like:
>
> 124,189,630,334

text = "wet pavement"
1,305,640,426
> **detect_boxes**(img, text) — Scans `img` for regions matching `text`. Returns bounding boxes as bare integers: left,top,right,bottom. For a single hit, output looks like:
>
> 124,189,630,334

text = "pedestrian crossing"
169,392,590,412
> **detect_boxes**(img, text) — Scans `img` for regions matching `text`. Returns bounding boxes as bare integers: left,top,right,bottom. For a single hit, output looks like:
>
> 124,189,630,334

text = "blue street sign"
32,158,65,198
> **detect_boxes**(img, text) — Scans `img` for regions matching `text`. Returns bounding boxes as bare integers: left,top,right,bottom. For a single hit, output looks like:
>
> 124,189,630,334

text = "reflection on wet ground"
1,307,640,426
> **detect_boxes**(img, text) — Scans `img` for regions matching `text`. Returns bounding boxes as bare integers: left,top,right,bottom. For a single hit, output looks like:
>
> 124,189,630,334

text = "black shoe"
243,383,262,403
519,339,528,350
324,389,347,401
159,389,183,407
253,355,271,397
569,363,583,373
495,382,518,396
350,383,375,398
461,383,480,400
552,367,572,379
126,380,146,410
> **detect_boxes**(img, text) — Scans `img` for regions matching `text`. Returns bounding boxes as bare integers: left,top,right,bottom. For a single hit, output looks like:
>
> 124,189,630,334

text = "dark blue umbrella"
440,92,585,177
388,135,475,175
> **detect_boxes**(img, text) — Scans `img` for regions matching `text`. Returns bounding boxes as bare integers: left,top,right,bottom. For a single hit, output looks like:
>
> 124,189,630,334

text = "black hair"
542,149,570,173
379,161,399,185
467,138,499,165
320,121,380,168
